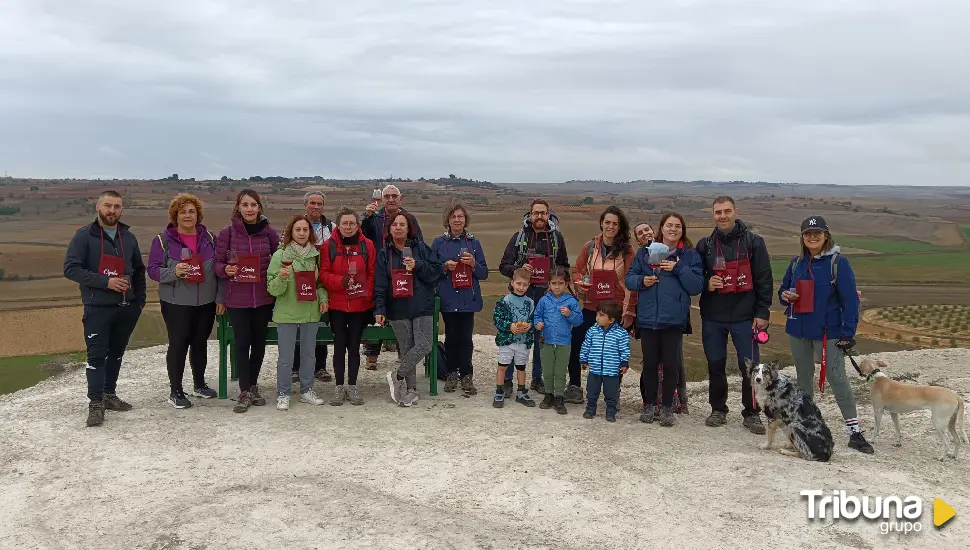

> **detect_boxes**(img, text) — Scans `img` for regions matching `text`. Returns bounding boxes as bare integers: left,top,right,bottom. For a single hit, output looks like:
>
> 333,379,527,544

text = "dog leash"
819,331,827,394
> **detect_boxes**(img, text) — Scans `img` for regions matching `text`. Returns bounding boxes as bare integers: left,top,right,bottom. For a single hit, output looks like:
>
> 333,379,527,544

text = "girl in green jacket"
268,215,329,410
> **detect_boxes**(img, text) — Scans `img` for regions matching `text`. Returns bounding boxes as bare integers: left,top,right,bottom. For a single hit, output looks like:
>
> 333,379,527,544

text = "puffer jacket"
318,231,377,313
63,220,147,307
625,243,704,331
779,246,859,340
572,235,636,321
579,321,631,377
147,223,221,306
267,244,328,324
374,238,440,321
533,291,584,346
432,231,488,313
214,216,279,309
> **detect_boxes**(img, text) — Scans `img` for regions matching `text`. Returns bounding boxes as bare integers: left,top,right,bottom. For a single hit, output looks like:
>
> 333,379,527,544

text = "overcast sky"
1,1,968,185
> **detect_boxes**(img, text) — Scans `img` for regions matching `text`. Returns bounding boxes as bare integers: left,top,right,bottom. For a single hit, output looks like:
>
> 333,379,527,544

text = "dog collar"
865,368,882,382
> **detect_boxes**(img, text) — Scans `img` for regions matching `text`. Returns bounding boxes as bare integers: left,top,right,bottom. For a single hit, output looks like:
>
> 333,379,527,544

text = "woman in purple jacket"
215,189,280,413
148,193,221,409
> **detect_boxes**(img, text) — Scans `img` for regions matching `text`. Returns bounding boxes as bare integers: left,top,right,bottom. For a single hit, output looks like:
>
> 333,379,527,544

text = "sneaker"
103,393,133,412
460,374,477,395
366,356,378,371
277,395,290,411
677,396,689,415
168,390,192,409
192,385,217,399
705,411,727,427
502,380,513,399
444,372,459,393
386,372,405,404
347,385,364,406
516,390,536,407
300,389,325,406
583,406,596,419
330,385,346,406
86,400,105,427
530,379,546,395
743,415,767,435
554,396,568,415
564,385,584,404
233,391,253,413
640,406,655,424
659,406,676,427
539,394,555,409
250,385,266,406
492,392,505,408
400,389,419,407
606,410,617,423
315,369,333,382
848,432,875,454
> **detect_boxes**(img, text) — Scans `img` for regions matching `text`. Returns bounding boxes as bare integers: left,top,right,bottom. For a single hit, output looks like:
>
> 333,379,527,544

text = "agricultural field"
865,304,970,348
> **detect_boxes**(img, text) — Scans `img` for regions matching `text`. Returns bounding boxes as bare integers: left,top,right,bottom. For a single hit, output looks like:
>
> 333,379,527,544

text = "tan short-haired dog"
859,358,968,460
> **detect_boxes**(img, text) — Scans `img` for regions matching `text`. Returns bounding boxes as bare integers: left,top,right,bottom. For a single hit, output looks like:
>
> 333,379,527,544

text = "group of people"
63,187,875,454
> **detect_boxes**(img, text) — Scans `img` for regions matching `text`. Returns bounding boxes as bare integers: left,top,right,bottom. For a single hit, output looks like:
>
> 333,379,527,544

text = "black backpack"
425,341,448,380
327,238,369,265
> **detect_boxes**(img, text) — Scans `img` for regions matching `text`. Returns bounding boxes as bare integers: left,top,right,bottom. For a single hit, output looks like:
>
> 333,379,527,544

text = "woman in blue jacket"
432,204,488,395
625,212,703,427
779,216,873,454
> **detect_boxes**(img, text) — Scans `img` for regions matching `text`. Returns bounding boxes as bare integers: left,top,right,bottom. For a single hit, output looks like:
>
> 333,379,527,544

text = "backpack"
327,238,369,266
157,230,216,254
425,341,449,380
514,227,561,268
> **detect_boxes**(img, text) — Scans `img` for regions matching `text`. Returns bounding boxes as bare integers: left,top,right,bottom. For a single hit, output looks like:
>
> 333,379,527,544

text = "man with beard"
696,196,773,434
291,191,334,382
64,190,147,427
360,184,423,368
498,199,570,400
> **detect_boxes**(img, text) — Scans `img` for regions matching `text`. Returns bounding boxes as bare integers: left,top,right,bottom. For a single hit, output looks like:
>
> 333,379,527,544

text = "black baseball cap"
800,216,829,234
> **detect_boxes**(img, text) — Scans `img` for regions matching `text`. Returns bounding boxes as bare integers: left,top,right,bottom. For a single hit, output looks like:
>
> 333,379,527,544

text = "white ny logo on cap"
809,218,817,226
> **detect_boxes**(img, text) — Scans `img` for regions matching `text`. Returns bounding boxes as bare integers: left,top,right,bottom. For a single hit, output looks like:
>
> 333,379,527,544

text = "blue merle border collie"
746,359,834,462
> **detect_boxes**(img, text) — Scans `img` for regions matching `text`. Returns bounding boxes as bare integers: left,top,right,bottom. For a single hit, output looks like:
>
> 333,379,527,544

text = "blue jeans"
504,343,541,384
702,318,760,417
586,372,620,413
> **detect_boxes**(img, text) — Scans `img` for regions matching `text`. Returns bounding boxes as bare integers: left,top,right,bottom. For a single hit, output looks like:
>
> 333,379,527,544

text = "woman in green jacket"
268,215,329,410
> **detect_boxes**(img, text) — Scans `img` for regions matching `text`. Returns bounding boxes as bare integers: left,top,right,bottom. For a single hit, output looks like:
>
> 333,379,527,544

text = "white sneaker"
300,389,325,406
277,395,290,411
386,371,401,404
400,389,419,407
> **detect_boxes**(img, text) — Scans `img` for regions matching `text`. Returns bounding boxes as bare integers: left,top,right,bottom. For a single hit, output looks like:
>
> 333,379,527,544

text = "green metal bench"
217,297,440,399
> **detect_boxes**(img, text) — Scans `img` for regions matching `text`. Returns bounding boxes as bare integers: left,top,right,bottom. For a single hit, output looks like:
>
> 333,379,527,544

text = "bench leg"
218,340,228,399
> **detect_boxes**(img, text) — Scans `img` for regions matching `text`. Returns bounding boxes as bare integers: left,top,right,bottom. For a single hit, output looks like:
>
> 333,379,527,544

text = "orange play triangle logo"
934,499,956,528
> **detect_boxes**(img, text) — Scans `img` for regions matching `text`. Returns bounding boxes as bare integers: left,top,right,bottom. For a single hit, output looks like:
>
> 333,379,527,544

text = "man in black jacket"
63,190,146,427
696,196,772,434
497,199,570,399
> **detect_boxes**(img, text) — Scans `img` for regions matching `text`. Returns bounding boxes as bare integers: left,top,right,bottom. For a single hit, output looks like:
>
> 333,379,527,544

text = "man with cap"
291,191,334,382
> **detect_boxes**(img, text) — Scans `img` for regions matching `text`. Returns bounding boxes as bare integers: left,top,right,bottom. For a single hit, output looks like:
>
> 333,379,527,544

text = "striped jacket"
579,322,631,377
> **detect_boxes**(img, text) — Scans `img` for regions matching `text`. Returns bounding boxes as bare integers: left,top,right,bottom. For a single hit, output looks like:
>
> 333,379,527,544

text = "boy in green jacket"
492,267,537,409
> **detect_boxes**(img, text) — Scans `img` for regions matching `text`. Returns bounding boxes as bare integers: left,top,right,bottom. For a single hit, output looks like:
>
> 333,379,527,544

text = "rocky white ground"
1,336,968,550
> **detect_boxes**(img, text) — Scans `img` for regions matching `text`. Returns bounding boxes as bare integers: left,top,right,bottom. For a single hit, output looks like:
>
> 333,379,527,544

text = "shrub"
932,339,939,346
951,339,958,348
879,332,885,337
895,333,902,340
913,336,921,343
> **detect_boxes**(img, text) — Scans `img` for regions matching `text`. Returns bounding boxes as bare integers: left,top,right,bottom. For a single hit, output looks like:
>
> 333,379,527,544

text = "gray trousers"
788,335,858,421
277,322,319,395
389,316,433,391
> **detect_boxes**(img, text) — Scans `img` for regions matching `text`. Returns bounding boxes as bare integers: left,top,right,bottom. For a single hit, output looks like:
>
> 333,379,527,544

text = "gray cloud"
1,0,968,185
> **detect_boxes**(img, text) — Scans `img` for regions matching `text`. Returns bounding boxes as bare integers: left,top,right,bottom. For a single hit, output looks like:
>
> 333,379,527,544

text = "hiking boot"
250,385,266,406
516,390,536,407
86,400,105,427
346,385,364,406
848,432,875,454
606,410,617,423
300,389,325,406
502,380,513,399
705,411,727,427
103,393,132,411
192,385,217,399
330,385,346,406
460,374,477,395
659,406,676,427
539,394,555,409
554,396,568,415
168,390,192,409
743,415,767,435
677,396,689,415
640,405,655,424
277,395,290,411
444,372,459,393
386,372,405,404
564,385,584,404
233,391,253,413
400,389,419,407
365,356,378,371
583,405,596,419
530,379,546,395
315,369,333,382
492,392,505,408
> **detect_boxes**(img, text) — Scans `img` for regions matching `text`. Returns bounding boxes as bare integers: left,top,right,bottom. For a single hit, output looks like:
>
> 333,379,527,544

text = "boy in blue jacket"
580,301,631,422
533,267,584,414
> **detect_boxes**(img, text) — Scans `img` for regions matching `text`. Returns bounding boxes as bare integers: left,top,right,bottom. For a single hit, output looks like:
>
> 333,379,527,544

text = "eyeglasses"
531,211,548,217
803,230,824,238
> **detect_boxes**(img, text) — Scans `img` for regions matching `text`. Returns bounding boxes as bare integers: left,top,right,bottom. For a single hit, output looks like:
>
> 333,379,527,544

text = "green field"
836,236,961,254
771,251,970,284
962,226,970,241
0,352,85,395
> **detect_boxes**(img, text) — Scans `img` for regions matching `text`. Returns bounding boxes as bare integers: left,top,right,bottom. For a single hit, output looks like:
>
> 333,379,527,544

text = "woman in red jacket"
319,208,377,406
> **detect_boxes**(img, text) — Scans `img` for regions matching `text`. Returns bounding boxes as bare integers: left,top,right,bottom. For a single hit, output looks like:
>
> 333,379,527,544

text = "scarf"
290,242,314,257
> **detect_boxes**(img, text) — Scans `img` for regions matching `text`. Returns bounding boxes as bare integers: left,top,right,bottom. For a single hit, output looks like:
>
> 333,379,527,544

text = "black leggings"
161,301,216,392
330,309,370,385
442,312,475,377
639,327,684,408
567,308,598,387
228,304,274,391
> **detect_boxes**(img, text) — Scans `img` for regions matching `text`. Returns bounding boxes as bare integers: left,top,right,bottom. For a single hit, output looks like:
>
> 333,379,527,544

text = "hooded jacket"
318,230,377,313
579,321,631,377
498,211,570,302
695,220,773,323
572,234,637,321
360,207,423,251
267,243,328,324
493,292,536,348
533,290,584,346
625,244,704,331
147,223,221,307
64,220,147,307
374,238,440,320
779,245,859,340
214,216,280,309
432,230,488,313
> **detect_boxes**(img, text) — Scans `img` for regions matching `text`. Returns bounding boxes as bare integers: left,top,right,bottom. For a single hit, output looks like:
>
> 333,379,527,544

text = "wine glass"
282,259,293,279
402,246,413,271
347,261,357,283
786,286,798,319
459,247,468,259
372,188,382,205
119,275,131,306
181,247,192,261
713,255,727,274
227,249,238,281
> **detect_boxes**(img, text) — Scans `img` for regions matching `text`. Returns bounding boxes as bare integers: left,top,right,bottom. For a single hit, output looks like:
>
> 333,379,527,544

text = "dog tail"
957,397,969,444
